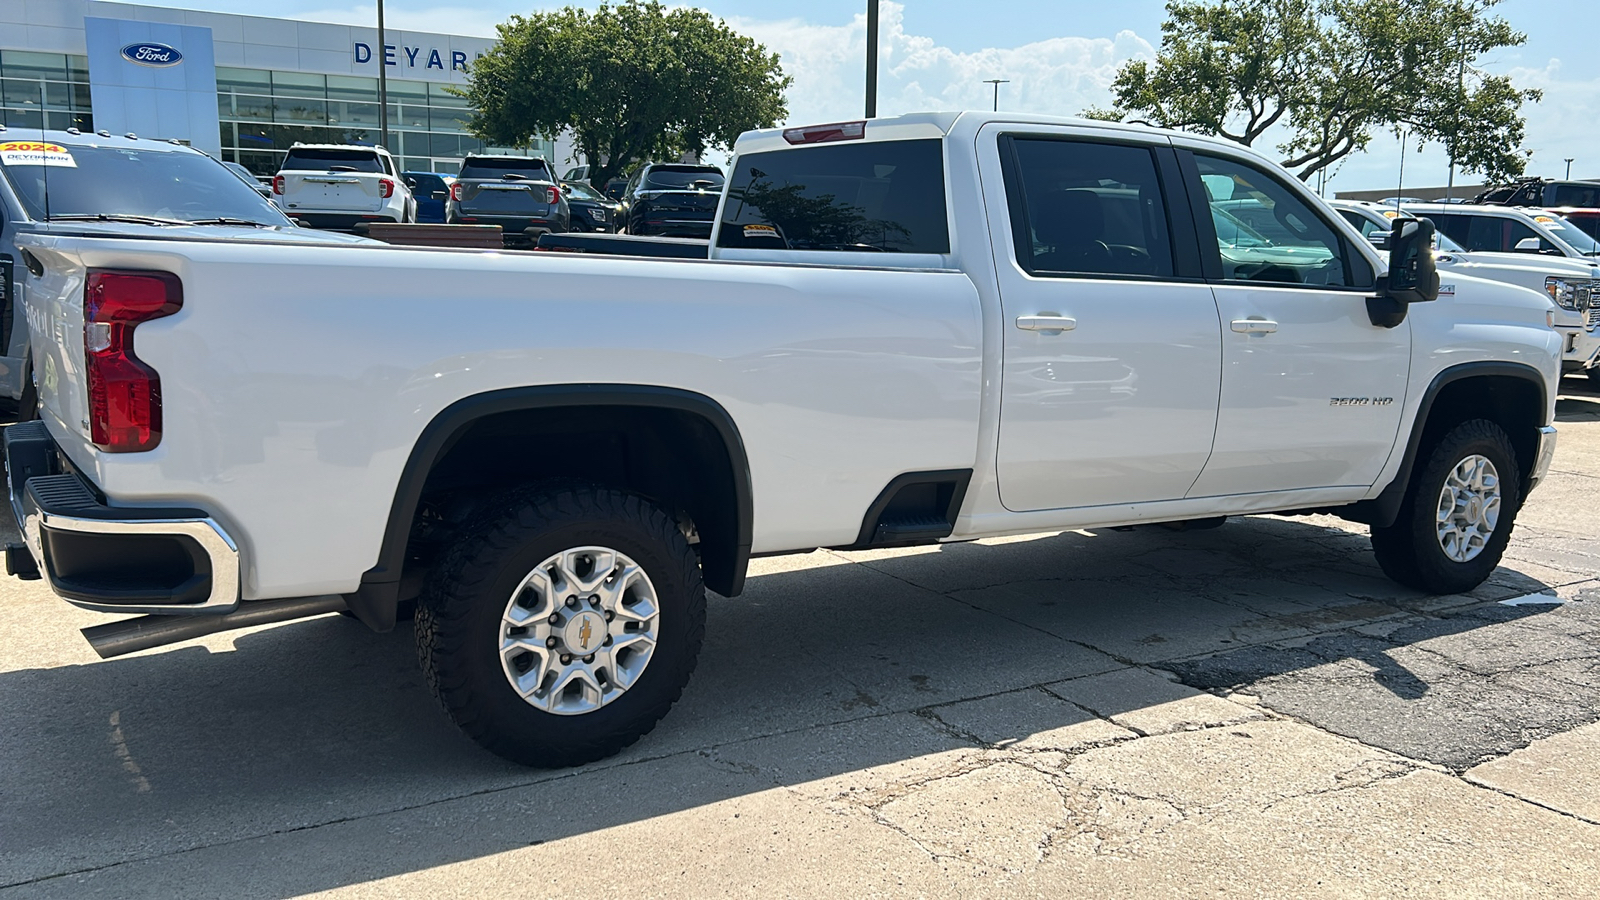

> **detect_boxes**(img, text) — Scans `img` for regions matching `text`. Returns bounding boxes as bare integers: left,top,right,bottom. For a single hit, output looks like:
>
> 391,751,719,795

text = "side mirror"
1513,236,1542,253
404,177,418,190
1368,217,1440,328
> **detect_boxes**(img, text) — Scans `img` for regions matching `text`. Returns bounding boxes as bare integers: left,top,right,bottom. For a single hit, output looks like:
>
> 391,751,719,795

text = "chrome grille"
1589,303,1600,327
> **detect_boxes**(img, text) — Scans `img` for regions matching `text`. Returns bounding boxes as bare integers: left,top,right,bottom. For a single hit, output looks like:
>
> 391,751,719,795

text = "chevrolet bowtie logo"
579,617,593,650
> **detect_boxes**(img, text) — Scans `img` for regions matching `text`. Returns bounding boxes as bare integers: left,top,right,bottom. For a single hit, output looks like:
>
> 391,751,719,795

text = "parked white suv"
1333,200,1600,380
273,143,415,231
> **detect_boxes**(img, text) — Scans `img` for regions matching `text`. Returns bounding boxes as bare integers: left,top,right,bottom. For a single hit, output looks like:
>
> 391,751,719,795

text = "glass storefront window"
67,55,89,81
217,67,271,93
326,75,378,101
277,98,328,125
271,71,326,99
427,82,468,107
70,82,90,110
233,95,275,121
1,78,41,107
41,81,70,109
385,80,428,102
397,105,430,129
2,107,42,129
429,133,460,157
328,101,380,126
0,51,68,81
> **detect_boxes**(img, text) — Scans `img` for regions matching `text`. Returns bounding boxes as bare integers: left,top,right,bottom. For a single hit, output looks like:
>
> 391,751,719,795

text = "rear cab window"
280,147,385,174
645,166,724,190
717,138,949,254
459,157,553,181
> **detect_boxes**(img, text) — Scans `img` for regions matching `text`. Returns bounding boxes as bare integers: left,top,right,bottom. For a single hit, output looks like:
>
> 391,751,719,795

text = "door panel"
998,279,1223,509
1183,149,1408,497
988,132,1222,512
1191,283,1409,495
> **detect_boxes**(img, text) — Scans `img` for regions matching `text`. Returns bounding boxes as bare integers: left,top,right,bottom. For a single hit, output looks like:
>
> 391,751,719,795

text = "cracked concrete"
3,379,1600,897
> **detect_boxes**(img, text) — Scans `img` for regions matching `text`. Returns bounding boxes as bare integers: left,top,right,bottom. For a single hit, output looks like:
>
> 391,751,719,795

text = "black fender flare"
1366,361,1549,528
344,384,754,631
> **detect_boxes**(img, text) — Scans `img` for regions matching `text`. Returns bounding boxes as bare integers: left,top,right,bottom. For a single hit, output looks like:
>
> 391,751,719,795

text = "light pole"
983,79,1009,111
865,0,879,118
377,0,389,152
1566,158,1575,179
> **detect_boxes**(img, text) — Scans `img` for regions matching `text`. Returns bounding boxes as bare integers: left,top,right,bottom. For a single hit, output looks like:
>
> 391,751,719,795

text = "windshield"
1539,215,1600,254
645,166,724,190
1,141,293,225
280,147,386,174
460,157,551,181
563,181,606,201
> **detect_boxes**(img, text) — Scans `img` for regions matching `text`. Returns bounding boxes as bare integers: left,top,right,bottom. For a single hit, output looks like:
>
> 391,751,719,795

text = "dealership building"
0,0,550,175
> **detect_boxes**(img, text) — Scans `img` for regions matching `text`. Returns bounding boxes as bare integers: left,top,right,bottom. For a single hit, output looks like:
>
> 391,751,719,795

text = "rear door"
1182,147,1408,497
981,125,1223,510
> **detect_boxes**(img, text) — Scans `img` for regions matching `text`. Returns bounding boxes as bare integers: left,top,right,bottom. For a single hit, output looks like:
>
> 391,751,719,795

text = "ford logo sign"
121,42,183,67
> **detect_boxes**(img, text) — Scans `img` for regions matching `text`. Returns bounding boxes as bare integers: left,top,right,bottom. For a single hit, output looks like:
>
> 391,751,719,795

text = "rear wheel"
415,483,705,767
1370,419,1520,594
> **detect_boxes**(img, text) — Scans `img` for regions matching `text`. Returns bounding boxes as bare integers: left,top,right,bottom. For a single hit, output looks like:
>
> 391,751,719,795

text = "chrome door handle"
1016,315,1078,334
1230,318,1279,334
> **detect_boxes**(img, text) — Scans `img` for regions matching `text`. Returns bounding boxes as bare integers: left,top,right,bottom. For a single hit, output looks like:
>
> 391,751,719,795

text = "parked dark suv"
447,155,569,244
621,163,725,237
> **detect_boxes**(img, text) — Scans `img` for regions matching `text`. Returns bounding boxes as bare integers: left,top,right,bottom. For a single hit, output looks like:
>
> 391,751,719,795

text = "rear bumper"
4,421,240,615
297,212,403,231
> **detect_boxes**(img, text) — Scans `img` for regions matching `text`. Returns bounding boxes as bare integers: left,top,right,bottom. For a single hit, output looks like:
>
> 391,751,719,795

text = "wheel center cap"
562,610,605,654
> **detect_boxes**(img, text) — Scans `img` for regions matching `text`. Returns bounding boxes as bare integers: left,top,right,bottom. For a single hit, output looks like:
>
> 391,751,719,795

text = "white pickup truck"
272,143,415,231
4,112,1560,767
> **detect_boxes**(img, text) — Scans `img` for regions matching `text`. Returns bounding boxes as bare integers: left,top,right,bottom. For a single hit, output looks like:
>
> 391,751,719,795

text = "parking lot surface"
3,381,1599,898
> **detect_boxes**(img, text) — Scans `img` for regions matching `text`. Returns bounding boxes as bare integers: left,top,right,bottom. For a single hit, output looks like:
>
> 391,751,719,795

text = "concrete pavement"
2,381,1599,897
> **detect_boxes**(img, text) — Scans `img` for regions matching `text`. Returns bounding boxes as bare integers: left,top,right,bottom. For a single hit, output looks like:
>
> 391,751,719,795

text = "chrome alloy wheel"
1435,454,1502,564
498,546,660,716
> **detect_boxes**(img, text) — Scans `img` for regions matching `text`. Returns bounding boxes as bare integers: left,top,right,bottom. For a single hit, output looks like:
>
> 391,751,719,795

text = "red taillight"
782,120,866,144
379,178,395,199
84,271,182,453
449,183,463,202
272,175,284,195
546,186,560,204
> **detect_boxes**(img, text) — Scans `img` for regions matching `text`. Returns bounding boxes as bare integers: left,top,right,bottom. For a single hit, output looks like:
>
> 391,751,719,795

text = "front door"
986,128,1223,511
1182,148,1410,498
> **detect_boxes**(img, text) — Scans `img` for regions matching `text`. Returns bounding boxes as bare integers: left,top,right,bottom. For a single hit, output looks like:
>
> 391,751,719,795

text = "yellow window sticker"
743,224,779,239
0,141,77,168
1534,215,1556,224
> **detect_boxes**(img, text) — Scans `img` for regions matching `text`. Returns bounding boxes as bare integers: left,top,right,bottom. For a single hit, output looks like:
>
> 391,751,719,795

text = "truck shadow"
0,515,1591,895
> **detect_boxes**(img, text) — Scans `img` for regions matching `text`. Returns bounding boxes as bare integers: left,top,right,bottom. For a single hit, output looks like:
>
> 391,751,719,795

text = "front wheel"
1370,419,1521,594
415,484,706,767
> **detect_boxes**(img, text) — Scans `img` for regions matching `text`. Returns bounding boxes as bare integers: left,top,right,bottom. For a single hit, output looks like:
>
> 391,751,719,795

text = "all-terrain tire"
1370,419,1521,594
415,483,705,767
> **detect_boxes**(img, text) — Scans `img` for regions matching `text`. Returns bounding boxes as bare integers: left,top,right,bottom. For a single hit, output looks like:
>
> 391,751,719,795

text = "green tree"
463,0,790,189
1097,0,1540,183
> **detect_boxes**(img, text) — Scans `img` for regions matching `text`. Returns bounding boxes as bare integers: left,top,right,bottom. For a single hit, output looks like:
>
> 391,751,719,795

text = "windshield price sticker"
0,142,77,168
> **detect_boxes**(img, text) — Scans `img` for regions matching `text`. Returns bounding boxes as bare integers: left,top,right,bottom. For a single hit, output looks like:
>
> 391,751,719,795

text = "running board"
81,594,348,659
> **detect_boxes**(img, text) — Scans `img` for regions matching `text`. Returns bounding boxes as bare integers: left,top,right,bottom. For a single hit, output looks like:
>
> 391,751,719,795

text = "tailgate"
281,172,386,213
460,182,555,217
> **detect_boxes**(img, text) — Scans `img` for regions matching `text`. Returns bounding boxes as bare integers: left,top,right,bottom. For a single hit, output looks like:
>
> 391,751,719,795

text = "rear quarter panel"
20,238,984,599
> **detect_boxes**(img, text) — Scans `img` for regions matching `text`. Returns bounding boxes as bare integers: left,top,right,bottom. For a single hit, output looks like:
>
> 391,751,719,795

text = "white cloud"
728,2,1155,126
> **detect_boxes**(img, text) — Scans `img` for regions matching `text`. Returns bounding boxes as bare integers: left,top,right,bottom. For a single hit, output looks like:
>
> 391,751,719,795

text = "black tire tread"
415,483,704,767
1370,418,1520,595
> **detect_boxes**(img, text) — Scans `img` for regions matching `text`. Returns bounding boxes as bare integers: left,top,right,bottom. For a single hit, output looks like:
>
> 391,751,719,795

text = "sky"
126,0,1598,193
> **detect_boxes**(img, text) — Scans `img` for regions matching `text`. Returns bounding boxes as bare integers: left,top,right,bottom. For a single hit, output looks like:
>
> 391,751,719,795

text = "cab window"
718,139,949,253
1194,154,1367,288
1002,138,1175,278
